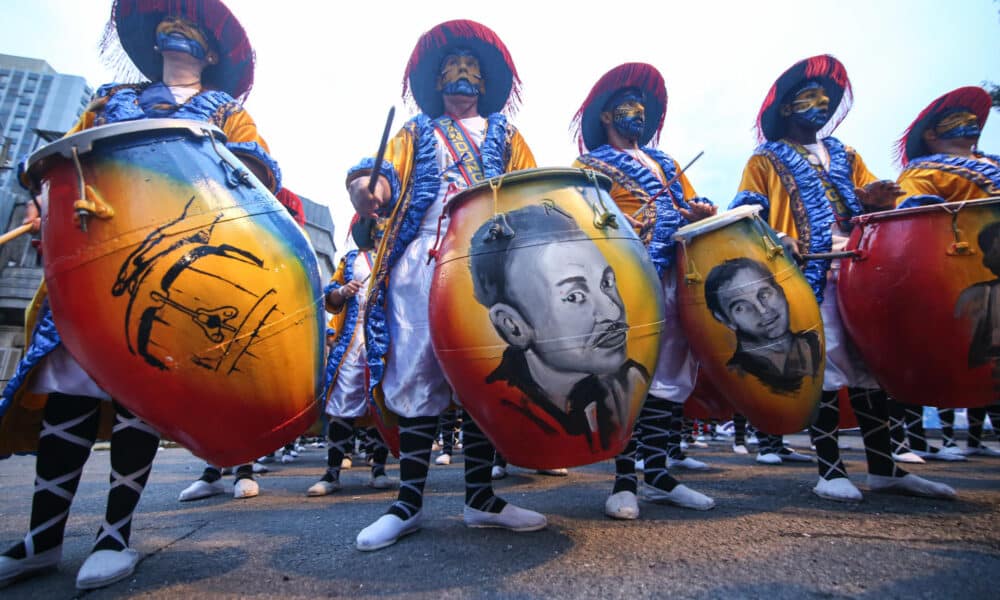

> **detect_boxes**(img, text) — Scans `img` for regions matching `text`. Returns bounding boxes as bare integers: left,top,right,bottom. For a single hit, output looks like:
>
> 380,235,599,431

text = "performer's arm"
731,155,800,260
346,127,412,219
673,159,716,222
850,149,902,212
506,129,537,171
323,256,353,313
221,107,281,192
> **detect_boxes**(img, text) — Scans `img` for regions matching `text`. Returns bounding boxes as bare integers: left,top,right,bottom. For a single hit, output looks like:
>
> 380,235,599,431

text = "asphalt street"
0,432,997,599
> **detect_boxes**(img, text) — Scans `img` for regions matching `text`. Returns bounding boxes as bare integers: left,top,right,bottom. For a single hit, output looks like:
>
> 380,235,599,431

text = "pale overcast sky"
2,0,998,257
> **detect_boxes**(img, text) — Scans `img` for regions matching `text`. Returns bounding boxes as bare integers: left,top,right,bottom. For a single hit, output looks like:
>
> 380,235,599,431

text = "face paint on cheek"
785,82,831,130
935,111,981,140
437,52,484,96
612,101,645,141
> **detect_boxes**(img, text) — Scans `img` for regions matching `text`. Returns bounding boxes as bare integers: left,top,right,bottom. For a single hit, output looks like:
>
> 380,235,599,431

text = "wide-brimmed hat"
571,62,667,153
896,86,991,166
755,54,852,143
402,19,520,118
102,0,255,100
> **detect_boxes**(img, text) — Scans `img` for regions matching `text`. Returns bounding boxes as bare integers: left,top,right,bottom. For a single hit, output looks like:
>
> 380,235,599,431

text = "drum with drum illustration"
674,205,824,434
838,198,1000,408
25,119,325,466
429,167,664,469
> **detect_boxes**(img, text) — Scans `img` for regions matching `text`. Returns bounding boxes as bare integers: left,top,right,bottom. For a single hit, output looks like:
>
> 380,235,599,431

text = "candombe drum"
429,168,664,469
684,373,733,422
25,119,325,466
838,198,1000,408
675,205,824,434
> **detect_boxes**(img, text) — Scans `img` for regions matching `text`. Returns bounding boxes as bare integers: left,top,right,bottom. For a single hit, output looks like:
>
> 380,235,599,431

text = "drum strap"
433,116,486,186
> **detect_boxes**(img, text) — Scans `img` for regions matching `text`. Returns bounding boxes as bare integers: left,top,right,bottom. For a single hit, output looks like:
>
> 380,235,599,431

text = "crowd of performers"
0,0,998,592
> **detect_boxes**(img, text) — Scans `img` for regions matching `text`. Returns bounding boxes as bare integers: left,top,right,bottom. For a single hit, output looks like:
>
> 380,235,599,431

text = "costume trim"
577,144,696,277
1,303,60,418
753,137,861,302
904,152,1000,196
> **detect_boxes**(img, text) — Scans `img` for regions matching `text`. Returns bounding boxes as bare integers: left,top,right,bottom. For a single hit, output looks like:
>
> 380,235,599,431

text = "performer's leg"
810,390,861,501
756,433,784,464
307,417,355,496
366,427,397,489
462,418,546,530
966,407,986,450
732,413,749,454
853,390,955,499
666,402,708,470
1,393,100,586
938,408,959,450
887,399,924,464
904,405,929,452
435,409,456,465
356,415,436,551
75,403,159,590
491,451,508,480
638,397,714,510
606,437,640,519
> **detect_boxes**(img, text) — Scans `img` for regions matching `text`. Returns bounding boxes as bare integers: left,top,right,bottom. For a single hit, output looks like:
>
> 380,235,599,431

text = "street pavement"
0,433,997,599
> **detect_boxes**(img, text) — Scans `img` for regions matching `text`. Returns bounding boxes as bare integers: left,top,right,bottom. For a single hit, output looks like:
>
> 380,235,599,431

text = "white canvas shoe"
868,474,956,499
233,478,259,499
0,545,61,588
178,479,226,502
75,548,140,590
463,503,547,531
641,483,715,510
604,491,640,520
356,512,422,551
813,477,863,502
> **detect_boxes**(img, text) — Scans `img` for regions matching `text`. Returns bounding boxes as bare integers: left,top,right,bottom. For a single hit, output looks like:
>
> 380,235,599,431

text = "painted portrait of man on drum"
468,203,649,452
705,257,821,394
955,221,1000,368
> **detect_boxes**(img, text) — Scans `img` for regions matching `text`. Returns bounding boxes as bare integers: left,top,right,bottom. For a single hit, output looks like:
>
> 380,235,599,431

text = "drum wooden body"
838,199,1000,408
26,119,325,466
684,374,733,421
429,168,664,468
675,206,824,434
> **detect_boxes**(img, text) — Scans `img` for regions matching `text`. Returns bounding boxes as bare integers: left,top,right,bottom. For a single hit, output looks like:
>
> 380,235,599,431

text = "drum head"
446,167,614,218
854,196,1000,225
673,204,761,243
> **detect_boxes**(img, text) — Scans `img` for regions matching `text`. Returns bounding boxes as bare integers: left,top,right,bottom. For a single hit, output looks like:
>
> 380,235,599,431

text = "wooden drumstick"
631,150,705,219
0,223,34,246
800,250,859,260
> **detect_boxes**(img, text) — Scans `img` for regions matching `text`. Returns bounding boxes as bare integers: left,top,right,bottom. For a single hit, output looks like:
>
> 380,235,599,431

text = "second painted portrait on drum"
704,257,821,394
468,204,648,452
954,221,1000,369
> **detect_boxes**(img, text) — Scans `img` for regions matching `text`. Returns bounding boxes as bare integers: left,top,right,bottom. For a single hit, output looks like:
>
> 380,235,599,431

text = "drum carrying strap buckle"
585,170,618,230
204,129,252,188
945,204,974,256
71,146,114,232
681,240,702,284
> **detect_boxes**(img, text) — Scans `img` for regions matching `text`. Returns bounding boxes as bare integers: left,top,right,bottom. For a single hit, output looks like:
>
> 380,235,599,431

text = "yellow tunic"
896,154,1000,204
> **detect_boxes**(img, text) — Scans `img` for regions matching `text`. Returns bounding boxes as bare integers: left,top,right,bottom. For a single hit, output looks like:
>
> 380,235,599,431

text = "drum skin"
838,200,1000,408
429,168,664,469
676,209,824,435
29,121,325,466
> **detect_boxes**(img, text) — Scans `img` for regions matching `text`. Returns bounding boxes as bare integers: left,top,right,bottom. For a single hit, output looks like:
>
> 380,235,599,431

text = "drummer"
730,54,954,502
345,20,545,551
571,63,716,519
0,0,280,591
893,85,1000,458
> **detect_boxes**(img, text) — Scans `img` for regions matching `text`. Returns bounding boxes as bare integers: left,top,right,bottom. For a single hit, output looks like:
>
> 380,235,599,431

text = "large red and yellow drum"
838,198,1000,408
675,205,824,434
429,168,664,469
25,119,325,466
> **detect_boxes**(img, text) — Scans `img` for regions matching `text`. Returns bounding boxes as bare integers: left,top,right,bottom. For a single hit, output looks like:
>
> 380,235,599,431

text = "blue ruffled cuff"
227,141,282,192
347,158,402,214
897,194,945,209
729,190,770,221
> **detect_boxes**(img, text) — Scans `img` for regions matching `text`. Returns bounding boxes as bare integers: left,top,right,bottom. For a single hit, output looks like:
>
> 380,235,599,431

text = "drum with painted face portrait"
674,205,824,434
24,119,325,466
429,167,664,469
838,197,1000,408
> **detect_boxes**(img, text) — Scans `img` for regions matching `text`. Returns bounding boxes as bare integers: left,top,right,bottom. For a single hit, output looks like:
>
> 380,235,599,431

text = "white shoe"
641,483,715,510
747,435,759,445
463,503,547,531
434,453,451,466
536,468,569,476
178,479,226,502
964,445,1000,457
732,444,749,455
368,474,398,489
0,545,61,588
491,466,507,480
668,456,710,471
75,548,140,590
604,491,640,520
356,512,422,551
233,478,260,499
251,462,269,474
695,434,708,442
680,440,689,450
280,453,296,464
939,445,965,457
813,477,863,502
868,474,956,499
307,478,341,497
756,452,783,465
892,451,926,464
778,448,815,463
341,457,353,470
634,459,645,471
690,440,709,449
256,455,274,463
912,448,967,462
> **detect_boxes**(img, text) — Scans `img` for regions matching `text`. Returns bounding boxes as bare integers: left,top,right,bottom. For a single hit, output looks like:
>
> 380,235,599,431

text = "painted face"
508,240,629,376
714,268,790,343
437,50,485,97
934,110,981,140
782,81,830,131
604,90,646,142
155,16,213,62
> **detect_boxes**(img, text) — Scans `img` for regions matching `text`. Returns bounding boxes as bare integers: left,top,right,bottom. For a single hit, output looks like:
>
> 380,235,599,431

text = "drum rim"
672,204,762,242
446,167,614,217
854,196,1000,223
26,118,227,177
